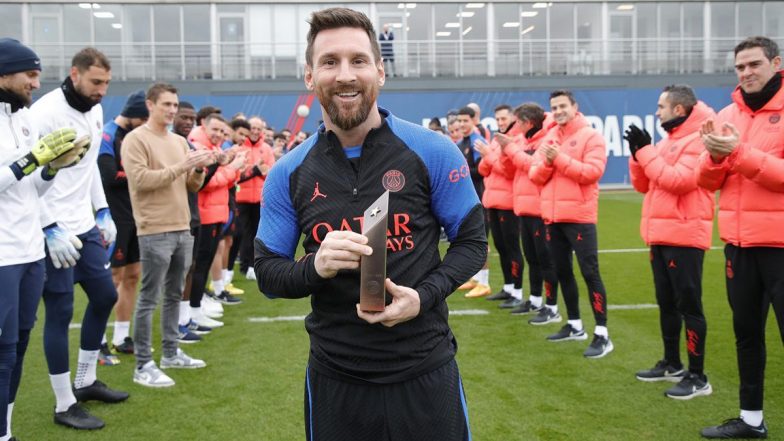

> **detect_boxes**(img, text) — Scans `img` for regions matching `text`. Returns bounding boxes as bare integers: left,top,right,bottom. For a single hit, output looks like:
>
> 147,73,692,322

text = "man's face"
305,27,384,131
495,109,515,133
249,117,264,142
71,65,111,106
206,118,225,146
221,122,232,142
281,129,291,141
296,131,307,142
656,92,679,123
173,107,196,137
457,114,474,137
264,128,274,140
146,91,178,126
273,137,286,150
233,127,250,145
735,47,781,94
0,70,40,106
448,122,461,141
550,95,578,126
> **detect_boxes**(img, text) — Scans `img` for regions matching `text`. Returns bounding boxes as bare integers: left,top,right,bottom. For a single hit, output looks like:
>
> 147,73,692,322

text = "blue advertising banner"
99,86,734,185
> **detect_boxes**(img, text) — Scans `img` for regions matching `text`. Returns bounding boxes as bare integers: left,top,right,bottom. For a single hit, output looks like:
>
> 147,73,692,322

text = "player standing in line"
501,103,561,323
97,90,148,359
30,47,128,430
698,36,784,439
0,38,89,441
475,104,525,309
529,90,612,358
255,8,486,440
626,85,715,399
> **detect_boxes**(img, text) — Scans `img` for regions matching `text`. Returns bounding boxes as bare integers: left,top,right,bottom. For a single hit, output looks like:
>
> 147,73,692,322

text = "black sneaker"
112,337,134,354
635,360,684,382
216,290,242,305
665,372,712,400
187,319,212,335
701,418,768,439
529,307,562,325
583,334,614,358
510,300,542,315
499,298,523,309
486,290,512,301
53,403,105,430
73,379,130,403
547,324,587,342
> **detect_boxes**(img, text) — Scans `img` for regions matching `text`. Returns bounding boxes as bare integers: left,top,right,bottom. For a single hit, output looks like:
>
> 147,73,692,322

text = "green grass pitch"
12,190,783,440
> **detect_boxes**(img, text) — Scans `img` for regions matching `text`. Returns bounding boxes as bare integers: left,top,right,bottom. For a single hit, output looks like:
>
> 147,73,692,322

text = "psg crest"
382,170,405,192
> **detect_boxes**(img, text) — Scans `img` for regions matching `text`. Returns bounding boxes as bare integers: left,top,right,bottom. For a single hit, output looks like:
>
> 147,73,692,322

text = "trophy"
359,190,389,312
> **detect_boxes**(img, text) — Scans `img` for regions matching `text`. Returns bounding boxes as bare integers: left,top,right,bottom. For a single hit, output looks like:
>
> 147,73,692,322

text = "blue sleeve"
99,122,118,158
256,157,300,259
469,132,482,162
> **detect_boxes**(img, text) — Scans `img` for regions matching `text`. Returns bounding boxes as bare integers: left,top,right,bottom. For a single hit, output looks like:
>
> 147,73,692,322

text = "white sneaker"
160,348,206,369
202,296,224,317
133,361,175,387
245,267,256,281
192,309,224,328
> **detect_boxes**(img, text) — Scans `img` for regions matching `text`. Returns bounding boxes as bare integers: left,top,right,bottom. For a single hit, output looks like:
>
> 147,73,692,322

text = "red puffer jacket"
630,101,715,249
477,122,524,210
529,113,606,224
236,137,275,204
196,141,240,225
501,115,555,217
698,71,784,248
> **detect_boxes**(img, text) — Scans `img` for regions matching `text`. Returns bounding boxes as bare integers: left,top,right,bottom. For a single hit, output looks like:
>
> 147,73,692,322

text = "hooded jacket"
529,113,606,224
630,101,715,249
477,121,523,210
698,71,784,247
501,115,555,217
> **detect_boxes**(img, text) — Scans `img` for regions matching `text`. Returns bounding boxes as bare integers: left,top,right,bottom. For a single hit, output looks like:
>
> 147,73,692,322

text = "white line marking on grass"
248,315,307,323
608,304,658,310
449,309,490,316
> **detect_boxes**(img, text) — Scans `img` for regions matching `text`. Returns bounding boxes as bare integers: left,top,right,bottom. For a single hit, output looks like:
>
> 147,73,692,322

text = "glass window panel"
764,2,784,36
549,3,574,39
125,5,151,42
94,4,122,43
406,4,431,40
710,2,735,38
183,5,210,42
682,2,703,73
0,4,23,39
575,2,601,74
217,4,246,14
63,4,91,43
659,3,680,38
31,4,60,14
433,4,460,76
519,2,545,39
739,2,762,39
636,3,657,39
154,5,180,42
123,5,152,79
461,4,485,41
272,4,297,57
495,4,519,40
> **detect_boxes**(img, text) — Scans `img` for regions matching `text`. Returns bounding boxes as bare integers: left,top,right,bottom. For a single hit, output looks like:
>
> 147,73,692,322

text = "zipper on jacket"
9,114,21,149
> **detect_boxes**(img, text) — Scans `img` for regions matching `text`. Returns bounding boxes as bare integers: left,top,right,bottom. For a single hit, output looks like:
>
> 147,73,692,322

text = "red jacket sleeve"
636,137,702,195
203,165,239,190
697,150,732,191
529,149,554,185
551,132,606,185
731,142,784,193
629,156,649,193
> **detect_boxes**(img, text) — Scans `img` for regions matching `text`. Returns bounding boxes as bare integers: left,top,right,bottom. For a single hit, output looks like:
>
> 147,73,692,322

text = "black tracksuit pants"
650,245,706,375
238,202,260,274
189,223,223,307
520,215,558,305
546,223,607,326
724,244,784,411
487,209,522,289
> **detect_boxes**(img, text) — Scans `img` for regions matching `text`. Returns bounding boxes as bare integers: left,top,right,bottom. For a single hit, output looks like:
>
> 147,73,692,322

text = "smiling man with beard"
254,8,486,441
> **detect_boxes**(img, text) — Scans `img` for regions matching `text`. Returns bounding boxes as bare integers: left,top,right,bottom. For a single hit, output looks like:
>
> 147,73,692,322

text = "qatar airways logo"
311,213,415,252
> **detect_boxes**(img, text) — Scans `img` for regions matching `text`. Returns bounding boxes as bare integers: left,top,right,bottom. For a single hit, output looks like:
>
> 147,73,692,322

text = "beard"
317,83,377,131
74,83,103,106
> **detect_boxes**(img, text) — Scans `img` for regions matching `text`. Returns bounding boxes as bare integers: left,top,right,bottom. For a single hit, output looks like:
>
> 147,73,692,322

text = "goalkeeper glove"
624,124,652,161
14,128,77,176
44,223,82,269
95,208,117,245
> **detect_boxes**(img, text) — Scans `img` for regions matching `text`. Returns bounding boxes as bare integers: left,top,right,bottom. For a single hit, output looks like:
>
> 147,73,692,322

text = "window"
0,4,23,40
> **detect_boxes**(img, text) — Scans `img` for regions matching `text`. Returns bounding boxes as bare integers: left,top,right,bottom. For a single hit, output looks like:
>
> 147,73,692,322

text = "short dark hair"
306,8,381,67
494,104,512,113
230,118,251,131
550,89,576,104
197,106,221,126
205,113,226,125
514,102,546,126
179,101,195,111
273,132,287,141
146,83,177,103
281,128,291,135
734,36,780,60
72,47,111,72
457,106,475,118
662,84,697,114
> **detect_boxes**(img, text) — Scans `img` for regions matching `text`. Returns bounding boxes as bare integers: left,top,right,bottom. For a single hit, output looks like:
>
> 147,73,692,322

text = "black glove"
623,124,651,161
